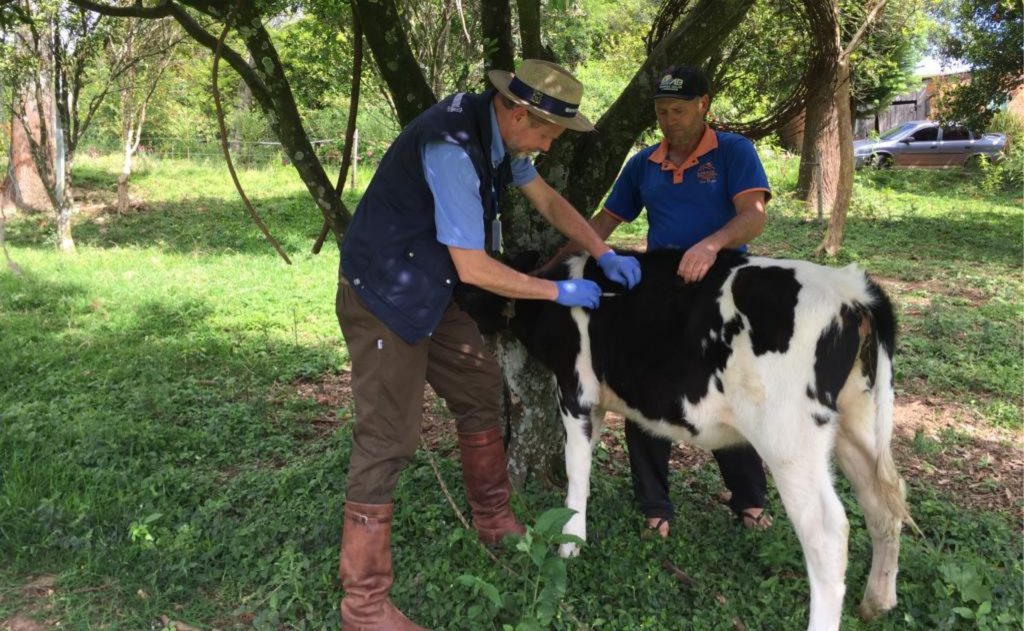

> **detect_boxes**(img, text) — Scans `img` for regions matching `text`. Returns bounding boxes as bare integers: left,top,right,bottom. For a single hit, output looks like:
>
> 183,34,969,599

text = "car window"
879,122,917,140
909,127,938,142
942,127,970,141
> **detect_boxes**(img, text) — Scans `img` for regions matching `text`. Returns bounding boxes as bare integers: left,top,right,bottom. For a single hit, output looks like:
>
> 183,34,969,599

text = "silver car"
854,120,1006,168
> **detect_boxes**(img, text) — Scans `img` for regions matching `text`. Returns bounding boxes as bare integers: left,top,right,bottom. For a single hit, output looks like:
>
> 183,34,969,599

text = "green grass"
1,153,1021,629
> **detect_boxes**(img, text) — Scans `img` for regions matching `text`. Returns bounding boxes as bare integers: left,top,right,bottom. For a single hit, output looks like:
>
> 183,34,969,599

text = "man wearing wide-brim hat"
335,59,641,629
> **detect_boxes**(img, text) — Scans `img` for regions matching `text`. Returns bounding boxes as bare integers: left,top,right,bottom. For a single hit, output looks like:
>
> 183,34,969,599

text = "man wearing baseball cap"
545,64,773,539
335,59,640,629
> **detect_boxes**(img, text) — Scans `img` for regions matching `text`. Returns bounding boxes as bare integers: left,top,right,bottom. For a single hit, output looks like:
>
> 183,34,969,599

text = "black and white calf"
460,249,912,631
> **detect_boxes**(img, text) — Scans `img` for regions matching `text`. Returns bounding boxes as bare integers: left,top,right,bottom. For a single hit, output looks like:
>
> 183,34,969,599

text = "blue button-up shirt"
422,100,537,249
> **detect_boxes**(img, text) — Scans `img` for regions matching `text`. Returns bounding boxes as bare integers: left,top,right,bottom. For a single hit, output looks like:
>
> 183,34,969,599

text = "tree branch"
352,0,435,125
70,0,272,102
69,0,174,19
842,0,889,59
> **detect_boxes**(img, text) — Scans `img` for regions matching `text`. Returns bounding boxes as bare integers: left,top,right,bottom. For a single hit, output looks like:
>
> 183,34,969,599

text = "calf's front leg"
558,404,603,558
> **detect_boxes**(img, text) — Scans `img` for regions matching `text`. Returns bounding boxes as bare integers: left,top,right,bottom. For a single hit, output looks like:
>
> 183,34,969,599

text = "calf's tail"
864,280,919,534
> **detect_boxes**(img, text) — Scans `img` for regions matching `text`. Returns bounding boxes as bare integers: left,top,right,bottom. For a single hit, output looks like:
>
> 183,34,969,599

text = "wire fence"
80,135,358,168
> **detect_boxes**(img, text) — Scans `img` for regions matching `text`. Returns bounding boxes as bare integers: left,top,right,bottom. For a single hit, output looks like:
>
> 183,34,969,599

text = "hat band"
507,77,579,118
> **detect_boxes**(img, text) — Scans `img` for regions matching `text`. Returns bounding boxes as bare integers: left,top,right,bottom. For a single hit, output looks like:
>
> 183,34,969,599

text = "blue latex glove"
597,251,642,289
554,280,601,309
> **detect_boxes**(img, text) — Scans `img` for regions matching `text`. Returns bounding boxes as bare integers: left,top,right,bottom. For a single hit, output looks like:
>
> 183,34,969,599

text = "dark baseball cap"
652,65,709,100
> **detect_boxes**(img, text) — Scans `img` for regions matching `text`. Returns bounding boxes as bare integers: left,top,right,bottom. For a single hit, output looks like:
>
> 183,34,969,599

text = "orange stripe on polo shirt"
733,187,773,203
602,207,628,222
648,126,719,184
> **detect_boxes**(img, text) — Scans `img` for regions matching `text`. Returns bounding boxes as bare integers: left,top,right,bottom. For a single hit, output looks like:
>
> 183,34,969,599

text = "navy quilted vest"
340,90,512,343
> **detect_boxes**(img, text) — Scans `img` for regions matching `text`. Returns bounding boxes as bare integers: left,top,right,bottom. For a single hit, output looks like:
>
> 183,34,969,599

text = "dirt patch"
874,275,990,308
1,576,57,631
288,371,460,456
290,372,1022,518
891,395,1022,517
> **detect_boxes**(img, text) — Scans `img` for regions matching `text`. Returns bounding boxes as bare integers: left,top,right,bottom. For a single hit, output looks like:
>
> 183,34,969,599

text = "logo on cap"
530,90,544,105
660,75,685,92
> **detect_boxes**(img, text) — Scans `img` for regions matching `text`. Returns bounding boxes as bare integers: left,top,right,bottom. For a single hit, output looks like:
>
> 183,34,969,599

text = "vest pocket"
366,238,457,326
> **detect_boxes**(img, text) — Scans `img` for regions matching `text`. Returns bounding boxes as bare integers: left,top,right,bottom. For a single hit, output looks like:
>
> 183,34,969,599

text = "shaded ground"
290,371,1022,519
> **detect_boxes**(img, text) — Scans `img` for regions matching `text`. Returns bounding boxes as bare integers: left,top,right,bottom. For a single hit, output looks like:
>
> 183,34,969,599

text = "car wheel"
873,154,894,169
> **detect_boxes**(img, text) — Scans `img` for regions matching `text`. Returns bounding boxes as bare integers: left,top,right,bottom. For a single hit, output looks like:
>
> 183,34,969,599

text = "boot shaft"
458,428,525,544
339,502,424,630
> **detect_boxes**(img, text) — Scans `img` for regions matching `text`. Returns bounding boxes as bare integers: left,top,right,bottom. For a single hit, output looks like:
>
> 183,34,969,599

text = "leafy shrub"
978,110,1024,193
456,508,581,630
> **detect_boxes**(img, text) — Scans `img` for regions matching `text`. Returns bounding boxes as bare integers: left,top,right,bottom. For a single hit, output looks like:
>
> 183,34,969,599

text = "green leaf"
533,507,576,536
550,533,585,547
952,606,975,619
530,539,548,568
481,581,503,608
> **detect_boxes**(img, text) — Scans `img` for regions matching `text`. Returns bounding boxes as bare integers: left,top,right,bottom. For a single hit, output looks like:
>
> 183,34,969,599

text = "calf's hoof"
856,597,895,622
558,542,581,558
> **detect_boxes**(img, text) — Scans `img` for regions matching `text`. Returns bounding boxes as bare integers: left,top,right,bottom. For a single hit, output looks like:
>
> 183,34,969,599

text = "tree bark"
795,0,841,203
481,0,514,71
350,0,436,126
3,76,54,214
817,58,855,255
515,0,549,61
815,0,889,254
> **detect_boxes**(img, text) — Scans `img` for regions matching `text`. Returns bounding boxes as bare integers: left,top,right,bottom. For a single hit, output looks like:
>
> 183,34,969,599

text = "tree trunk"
795,0,841,201
516,0,549,61
817,59,855,255
814,0,889,254
117,143,132,214
500,0,756,484
2,63,55,214
481,0,514,71
801,94,840,218
55,194,74,252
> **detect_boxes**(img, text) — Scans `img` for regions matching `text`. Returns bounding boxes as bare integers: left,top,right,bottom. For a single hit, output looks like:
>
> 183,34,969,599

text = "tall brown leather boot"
339,502,425,631
457,427,526,545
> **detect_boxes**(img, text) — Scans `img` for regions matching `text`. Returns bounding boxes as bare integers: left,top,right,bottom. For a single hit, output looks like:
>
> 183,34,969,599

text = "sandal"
642,517,671,538
738,508,773,530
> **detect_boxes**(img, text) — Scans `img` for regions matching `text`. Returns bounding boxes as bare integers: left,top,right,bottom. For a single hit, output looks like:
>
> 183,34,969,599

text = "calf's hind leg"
834,421,905,618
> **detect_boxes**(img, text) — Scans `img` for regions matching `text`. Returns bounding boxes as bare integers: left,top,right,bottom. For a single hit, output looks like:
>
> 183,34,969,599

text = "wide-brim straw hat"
488,59,595,132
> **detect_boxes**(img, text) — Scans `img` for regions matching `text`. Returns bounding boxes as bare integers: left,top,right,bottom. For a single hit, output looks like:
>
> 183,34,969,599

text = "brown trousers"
336,283,504,504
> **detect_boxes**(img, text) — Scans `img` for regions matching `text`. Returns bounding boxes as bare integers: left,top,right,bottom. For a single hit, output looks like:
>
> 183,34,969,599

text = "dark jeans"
624,421,767,522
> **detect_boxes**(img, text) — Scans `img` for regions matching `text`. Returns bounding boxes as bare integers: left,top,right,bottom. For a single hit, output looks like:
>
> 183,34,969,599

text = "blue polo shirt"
604,127,771,251
421,102,538,249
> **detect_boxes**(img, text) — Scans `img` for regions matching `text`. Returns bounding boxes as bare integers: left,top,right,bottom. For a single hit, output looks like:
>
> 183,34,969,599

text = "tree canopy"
931,0,1023,131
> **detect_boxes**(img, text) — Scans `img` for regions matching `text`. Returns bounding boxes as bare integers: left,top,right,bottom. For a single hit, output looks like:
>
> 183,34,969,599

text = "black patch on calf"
861,278,898,387
812,304,862,411
731,265,801,355
722,315,744,346
581,249,749,429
